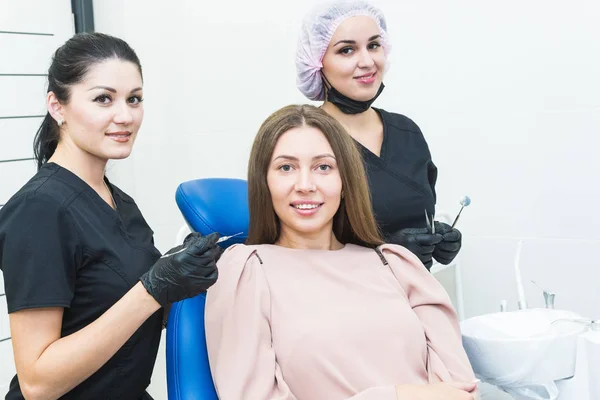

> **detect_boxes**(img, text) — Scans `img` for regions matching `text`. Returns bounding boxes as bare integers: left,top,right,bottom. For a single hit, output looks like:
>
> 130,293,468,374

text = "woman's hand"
140,232,220,307
395,381,477,400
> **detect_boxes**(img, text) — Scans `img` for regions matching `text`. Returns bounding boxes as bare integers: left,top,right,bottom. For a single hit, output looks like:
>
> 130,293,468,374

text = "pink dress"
205,243,475,399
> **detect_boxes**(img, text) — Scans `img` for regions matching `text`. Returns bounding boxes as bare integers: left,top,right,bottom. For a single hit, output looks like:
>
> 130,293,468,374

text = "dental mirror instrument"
451,195,471,229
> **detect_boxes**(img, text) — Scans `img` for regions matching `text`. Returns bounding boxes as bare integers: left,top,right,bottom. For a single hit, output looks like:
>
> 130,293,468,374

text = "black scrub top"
359,108,438,239
0,163,162,400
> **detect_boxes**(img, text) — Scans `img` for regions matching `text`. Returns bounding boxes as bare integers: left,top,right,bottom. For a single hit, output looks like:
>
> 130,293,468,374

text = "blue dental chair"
166,178,249,400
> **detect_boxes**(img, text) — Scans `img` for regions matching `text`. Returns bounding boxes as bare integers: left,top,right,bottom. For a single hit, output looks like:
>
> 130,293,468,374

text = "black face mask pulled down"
323,75,385,115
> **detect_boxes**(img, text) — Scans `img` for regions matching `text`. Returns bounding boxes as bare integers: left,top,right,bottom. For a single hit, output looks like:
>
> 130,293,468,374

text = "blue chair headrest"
175,178,249,247
168,178,250,399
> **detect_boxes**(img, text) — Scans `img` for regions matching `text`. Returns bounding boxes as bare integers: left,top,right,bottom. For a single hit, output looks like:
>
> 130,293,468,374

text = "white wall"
95,1,599,399
96,0,600,313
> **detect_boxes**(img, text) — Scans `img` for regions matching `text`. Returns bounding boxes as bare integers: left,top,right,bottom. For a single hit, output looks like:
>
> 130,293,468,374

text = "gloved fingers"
410,242,436,256
186,241,222,263
399,227,429,235
433,221,452,235
398,236,435,255
435,227,461,265
203,232,220,246
436,240,461,253
182,232,220,256
392,232,437,255
185,265,219,283
402,242,435,266
418,246,436,256
386,229,441,270
188,263,219,281
183,231,203,245
441,228,461,243
433,250,457,265
412,233,443,247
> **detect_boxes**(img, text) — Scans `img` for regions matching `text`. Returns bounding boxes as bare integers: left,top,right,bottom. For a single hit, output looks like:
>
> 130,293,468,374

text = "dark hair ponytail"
33,114,60,170
33,32,143,169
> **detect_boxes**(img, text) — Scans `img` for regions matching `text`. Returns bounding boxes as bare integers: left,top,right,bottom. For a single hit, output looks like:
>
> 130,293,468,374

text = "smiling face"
51,58,144,162
267,124,343,245
321,16,386,101
247,105,384,248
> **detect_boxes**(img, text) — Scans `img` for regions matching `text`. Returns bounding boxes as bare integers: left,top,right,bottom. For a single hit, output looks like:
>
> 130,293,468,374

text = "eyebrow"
88,86,143,93
333,34,381,47
272,153,336,162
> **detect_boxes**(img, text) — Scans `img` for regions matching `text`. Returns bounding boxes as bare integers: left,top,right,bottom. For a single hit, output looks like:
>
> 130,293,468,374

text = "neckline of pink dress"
262,243,361,254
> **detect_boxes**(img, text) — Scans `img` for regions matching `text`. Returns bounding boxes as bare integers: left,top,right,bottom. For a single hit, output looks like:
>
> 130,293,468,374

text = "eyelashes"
93,94,111,104
337,41,382,55
93,94,144,105
276,163,334,172
128,95,144,105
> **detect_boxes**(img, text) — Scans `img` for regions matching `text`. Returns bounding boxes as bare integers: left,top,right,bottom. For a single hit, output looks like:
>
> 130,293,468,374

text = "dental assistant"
0,33,220,400
296,1,462,270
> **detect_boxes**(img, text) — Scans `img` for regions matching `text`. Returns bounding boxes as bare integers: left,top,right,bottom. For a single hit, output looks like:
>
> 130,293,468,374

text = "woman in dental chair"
205,105,478,400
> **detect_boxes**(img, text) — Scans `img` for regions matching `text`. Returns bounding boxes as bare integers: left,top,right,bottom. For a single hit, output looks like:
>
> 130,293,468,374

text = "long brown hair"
246,104,383,247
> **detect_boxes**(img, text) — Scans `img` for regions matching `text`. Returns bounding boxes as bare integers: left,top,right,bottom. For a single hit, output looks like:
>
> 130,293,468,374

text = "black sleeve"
0,193,80,313
427,160,438,203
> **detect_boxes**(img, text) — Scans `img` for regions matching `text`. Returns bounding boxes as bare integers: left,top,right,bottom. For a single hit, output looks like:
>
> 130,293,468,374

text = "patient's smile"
291,202,323,216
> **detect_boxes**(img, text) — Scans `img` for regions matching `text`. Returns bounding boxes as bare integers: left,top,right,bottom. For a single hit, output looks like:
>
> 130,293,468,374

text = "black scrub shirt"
359,108,438,239
0,163,162,400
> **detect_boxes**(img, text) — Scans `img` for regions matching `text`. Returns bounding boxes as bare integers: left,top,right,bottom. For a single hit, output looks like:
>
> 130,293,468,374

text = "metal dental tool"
424,209,435,234
161,232,244,258
217,232,244,243
451,195,471,229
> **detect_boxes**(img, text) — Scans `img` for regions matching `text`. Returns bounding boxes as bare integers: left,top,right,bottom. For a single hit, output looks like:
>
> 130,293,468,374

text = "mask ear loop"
320,71,332,88
320,71,333,100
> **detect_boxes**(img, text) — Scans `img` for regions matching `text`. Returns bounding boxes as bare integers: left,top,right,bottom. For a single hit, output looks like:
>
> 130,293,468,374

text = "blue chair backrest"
166,178,249,399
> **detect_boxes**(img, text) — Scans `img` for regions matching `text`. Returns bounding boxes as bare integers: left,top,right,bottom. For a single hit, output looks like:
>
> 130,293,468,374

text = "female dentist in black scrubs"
296,1,461,270
0,33,220,400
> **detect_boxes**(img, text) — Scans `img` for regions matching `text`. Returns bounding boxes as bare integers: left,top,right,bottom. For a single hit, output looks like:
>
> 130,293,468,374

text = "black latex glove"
432,221,462,265
180,231,227,261
140,232,220,307
214,244,225,262
386,228,443,270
